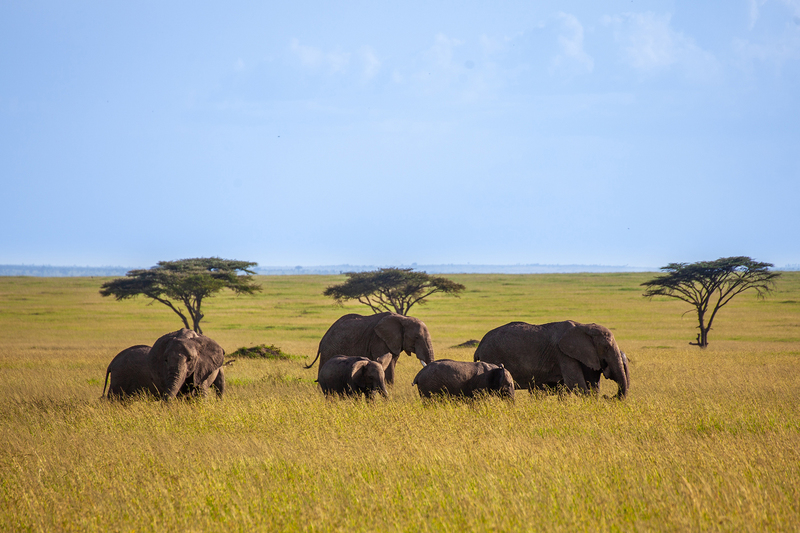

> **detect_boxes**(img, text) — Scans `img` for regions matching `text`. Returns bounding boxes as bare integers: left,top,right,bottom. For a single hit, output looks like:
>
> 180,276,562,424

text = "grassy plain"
1,272,799,532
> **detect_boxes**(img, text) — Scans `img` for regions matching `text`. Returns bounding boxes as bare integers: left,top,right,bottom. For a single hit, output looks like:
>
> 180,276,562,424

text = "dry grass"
1,272,799,531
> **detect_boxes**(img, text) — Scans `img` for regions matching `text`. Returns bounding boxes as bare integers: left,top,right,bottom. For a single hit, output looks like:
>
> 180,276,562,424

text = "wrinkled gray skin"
306,312,435,385
474,321,630,399
103,329,226,400
317,354,392,399
413,359,515,400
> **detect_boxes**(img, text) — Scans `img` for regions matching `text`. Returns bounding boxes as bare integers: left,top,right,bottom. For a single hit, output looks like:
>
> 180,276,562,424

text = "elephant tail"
101,368,111,399
304,348,322,370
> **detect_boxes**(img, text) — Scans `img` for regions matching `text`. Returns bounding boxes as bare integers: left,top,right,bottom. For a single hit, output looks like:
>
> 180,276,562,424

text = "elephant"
102,328,226,400
305,312,435,385
473,320,630,398
317,354,392,399
412,360,515,400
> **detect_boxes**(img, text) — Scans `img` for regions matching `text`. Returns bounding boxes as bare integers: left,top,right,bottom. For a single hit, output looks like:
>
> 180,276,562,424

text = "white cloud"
410,33,464,91
603,12,719,81
750,0,800,27
749,0,769,29
778,0,800,17
552,12,594,74
290,39,323,68
290,39,350,73
403,33,505,102
735,32,800,67
737,0,800,68
360,47,381,80
327,50,350,73
427,33,464,70
479,34,508,56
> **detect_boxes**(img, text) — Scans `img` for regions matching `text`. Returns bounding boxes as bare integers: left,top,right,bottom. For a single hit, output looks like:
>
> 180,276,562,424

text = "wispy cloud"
552,12,594,74
749,0,769,29
410,33,465,92
360,47,381,80
738,0,800,68
603,12,719,81
288,39,385,81
778,0,800,18
290,39,350,73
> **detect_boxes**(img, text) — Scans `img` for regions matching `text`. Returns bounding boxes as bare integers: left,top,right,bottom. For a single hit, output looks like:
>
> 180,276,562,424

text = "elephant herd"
103,311,630,401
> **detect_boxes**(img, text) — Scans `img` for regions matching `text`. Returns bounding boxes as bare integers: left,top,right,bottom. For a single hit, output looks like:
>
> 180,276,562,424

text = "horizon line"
2,263,798,277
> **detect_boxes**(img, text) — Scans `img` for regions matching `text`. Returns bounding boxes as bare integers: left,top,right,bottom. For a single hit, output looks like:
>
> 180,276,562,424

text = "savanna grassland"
1,272,799,532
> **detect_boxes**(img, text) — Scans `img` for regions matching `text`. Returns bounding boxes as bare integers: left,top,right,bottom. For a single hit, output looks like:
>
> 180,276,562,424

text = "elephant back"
473,322,546,389
318,313,392,361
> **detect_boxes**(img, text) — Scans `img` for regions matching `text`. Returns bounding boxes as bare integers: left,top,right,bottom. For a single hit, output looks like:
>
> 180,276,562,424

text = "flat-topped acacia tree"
99,257,261,334
642,256,780,348
323,267,466,316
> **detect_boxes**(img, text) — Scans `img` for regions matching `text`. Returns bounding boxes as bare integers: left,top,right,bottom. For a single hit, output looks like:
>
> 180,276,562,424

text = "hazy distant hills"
253,264,658,275
2,263,797,277
1,263,658,277
0,265,134,277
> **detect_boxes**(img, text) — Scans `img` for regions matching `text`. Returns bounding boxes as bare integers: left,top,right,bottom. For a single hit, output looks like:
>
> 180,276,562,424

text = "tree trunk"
691,310,710,348
698,327,709,348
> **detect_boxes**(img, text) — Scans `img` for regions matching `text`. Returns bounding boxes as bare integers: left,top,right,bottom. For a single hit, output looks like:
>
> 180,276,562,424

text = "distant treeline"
3,263,797,277
253,264,660,275
0,265,133,277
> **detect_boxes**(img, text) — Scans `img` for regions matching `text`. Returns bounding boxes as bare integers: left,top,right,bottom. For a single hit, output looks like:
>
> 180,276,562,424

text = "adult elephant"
103,329,226,400
473,320,629,398
305,312,435,384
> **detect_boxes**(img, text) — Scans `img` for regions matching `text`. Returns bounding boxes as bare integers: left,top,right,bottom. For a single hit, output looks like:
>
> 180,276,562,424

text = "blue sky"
2,1,798,269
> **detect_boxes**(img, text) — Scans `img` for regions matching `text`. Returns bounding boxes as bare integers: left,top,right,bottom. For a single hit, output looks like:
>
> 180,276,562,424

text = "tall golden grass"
1,272,798,531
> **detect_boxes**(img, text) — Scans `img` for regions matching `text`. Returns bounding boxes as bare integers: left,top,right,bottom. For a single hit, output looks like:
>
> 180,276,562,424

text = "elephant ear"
350,360,369,383
374,315,404,356
489,367,505,388
190,336,225,384
558,326,602,371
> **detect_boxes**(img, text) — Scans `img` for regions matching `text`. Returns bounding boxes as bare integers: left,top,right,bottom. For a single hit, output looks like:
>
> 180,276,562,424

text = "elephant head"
489,364,515,399
374,314,434,366
557,322,629,398
350,353,392,398
150,329,225,400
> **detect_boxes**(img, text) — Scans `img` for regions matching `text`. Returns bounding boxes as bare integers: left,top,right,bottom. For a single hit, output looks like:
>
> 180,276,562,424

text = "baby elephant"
317,354,392,399
413,360,515,400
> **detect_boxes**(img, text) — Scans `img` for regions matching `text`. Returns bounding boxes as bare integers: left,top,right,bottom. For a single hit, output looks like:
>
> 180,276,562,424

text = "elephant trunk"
606,347,629,399
163,359,188,400
415,337,434,366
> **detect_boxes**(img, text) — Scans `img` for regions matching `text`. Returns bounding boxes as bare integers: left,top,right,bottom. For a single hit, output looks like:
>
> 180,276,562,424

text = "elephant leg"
558,357,590,394
583,366,602,396
211,368,225,398
383,355,400,385
530,381,560,394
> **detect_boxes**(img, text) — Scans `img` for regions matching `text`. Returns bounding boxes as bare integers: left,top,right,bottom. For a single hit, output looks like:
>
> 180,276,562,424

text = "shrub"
229,344,304,360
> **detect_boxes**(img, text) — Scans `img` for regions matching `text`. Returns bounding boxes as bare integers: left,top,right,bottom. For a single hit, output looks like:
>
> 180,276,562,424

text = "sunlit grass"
0,273,799,531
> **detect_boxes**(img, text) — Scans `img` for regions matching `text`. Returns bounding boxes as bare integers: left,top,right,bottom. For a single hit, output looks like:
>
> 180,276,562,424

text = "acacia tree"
323,268,466,316
641,256,780,348
100,257,261,334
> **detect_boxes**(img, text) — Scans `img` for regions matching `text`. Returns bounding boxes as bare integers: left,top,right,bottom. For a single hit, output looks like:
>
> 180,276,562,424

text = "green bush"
228,344,304,360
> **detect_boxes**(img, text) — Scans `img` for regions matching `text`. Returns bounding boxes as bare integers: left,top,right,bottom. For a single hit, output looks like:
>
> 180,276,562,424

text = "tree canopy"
99,257,261,334
641,256,780,348
323,268,466,316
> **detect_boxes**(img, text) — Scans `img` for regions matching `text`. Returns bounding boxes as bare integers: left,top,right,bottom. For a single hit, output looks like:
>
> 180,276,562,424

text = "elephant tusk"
420,360,427,367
